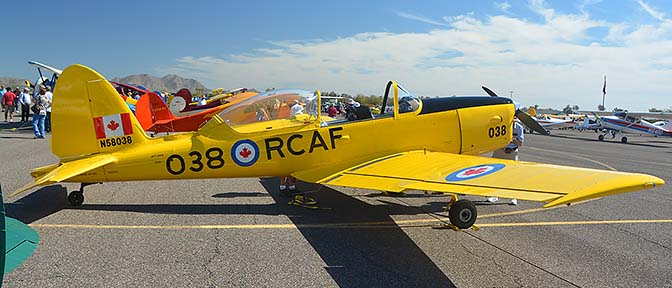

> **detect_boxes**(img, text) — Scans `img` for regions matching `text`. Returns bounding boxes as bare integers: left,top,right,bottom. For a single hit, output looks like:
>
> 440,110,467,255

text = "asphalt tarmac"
1,124,671,287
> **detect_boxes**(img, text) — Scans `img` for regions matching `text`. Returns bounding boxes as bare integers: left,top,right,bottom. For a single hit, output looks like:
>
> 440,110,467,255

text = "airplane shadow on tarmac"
7,180,457,287
257,178,456,288
5,185,68,223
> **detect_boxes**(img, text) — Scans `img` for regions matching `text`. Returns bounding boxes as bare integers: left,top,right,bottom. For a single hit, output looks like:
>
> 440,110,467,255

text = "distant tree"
562,105,573,114
354,94,383,106
572,105,580,111
649,107,663,112
597,104,605,111
613,107,627,112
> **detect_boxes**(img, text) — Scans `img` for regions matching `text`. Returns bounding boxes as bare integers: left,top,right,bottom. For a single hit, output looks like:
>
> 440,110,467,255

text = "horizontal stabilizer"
10,154,116,198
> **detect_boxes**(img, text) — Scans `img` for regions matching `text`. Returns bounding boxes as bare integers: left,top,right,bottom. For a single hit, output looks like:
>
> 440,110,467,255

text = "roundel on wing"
231,140,259,167
445,164,505,182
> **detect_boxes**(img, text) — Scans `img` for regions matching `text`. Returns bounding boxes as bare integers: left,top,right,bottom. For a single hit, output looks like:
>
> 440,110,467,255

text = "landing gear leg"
67,182,98,206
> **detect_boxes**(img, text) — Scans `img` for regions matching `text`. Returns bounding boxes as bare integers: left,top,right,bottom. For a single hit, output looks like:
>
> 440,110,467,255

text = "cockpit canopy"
218,89,319,130
214,81,422,133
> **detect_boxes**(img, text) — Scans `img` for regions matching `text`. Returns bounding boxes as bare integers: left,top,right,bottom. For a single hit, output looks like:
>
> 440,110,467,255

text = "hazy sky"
2,0,672,110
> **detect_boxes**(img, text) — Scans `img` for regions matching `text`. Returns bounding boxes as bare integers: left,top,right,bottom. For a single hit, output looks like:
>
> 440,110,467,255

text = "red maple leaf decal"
464,167,488,176
239,147,252,158
107,120,120,131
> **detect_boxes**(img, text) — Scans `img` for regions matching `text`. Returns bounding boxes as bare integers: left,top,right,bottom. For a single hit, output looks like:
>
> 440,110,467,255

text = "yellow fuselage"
54,102,514,183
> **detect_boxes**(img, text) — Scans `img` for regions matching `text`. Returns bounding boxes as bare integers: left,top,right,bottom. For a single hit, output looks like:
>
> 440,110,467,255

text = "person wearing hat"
18,88,32,122
289,99,304,117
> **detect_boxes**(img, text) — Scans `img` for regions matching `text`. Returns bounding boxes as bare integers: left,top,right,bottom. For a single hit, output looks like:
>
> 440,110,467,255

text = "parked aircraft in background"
524,107,576,134
589,111,672,143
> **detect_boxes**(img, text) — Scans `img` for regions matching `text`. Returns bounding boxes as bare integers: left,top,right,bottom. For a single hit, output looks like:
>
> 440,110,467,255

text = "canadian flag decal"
93,113,133,139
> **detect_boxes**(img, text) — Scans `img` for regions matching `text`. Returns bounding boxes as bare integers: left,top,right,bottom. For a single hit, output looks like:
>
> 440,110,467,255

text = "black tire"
598,134,604,141
448,199,477,229
67,191,84,206
621,136,628,143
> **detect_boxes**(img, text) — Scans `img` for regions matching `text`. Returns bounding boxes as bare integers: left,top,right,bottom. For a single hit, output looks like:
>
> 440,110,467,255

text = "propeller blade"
516,109,549,135
481,86,498,97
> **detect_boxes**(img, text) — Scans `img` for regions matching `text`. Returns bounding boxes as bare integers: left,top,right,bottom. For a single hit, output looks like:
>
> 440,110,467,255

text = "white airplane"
592,112,672,143
525,107,576,134
575,114,602,132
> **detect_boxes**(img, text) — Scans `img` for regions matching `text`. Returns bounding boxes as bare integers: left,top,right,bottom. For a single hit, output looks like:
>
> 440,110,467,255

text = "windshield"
397,83,420,114
219,89,319,127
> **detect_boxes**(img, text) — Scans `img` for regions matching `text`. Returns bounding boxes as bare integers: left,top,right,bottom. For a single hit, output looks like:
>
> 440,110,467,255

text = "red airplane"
135,91,258,133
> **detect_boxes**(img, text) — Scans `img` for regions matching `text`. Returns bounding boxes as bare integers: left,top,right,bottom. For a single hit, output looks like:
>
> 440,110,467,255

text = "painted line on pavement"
29,219,672,230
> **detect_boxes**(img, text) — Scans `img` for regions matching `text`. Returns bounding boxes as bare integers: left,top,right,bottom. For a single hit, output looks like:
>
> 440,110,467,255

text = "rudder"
52,64,148,159
135,92,176,131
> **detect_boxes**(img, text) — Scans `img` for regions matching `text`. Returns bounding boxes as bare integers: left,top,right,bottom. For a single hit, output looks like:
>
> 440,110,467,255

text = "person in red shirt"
328,105,338,118
2,87,17,122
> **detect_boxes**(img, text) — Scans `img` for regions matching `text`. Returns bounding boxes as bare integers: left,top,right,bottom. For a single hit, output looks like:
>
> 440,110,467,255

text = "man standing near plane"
487,119,525,205
18,88,31,122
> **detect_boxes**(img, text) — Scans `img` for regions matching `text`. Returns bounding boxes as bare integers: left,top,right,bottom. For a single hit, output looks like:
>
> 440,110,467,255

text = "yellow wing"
294,151,663,208
11,154,117,197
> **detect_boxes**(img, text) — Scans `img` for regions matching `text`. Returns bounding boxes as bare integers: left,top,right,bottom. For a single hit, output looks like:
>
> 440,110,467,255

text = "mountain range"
1,74,209,93
0,77,27,89
111,74,209,93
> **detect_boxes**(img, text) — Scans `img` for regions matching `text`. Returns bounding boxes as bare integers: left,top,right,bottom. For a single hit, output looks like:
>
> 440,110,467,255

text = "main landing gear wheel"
67,191,84,206
448,199,477,229
621,136,628,143
598,134,605,141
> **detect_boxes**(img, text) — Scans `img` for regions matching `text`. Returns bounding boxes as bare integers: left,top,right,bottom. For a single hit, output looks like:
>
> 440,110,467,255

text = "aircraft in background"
135,90,257,133
27,61,60,95
12,64,664,230
526,107,576,134
167,87,257,114
590,111,672,143
575,114,602,132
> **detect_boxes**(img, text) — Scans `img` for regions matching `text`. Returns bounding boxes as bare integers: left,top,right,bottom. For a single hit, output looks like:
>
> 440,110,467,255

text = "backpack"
31,96,47,114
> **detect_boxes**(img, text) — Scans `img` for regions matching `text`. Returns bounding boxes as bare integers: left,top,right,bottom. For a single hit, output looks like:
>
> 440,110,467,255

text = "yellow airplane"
13,64,665,229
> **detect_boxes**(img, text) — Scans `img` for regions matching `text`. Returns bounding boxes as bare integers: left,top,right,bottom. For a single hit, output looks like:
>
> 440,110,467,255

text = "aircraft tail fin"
135,92,176,131
52,64,148,159
528,106,536,117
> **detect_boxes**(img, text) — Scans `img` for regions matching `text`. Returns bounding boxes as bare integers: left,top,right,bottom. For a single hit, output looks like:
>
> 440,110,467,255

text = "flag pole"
602,75,606,108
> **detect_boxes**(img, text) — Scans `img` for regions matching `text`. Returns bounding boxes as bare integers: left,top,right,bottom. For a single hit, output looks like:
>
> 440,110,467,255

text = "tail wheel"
621,136,628,143
67,191,84,206
448,199,477,229
598,134,605,141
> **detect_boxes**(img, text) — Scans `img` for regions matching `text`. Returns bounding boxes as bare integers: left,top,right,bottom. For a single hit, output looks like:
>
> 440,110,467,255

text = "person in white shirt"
44,86,53,132
289,99,304,117
487,120,524,205
18,88,32,122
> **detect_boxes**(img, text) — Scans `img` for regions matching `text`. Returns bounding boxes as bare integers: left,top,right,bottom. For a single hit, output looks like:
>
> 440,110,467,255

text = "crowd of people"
1,84,53,139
